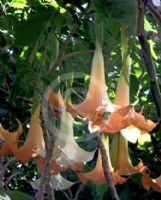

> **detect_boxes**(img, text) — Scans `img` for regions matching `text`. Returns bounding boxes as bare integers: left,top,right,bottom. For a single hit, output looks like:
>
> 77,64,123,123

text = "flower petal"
56,107,95,166
121,125,141,143
66,43,114,120
142,170,161,192
111,134,145,176
11,105,45,163
77,136,127,185
0,121,23,156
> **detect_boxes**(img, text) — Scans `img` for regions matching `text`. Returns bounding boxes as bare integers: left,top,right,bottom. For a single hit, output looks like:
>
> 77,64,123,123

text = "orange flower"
10,105,45,163
77,135,127,185
66,42,115,120
110,27,146,176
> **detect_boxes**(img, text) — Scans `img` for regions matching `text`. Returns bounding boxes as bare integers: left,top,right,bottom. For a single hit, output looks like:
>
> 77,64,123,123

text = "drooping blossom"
66,41,115,120
110,27,145,176
55,100,95,167
9,104,45,163
77,134,127,185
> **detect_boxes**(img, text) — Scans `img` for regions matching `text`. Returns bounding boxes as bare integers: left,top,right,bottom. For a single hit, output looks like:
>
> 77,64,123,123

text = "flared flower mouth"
66,42,114,121
77,135,127,186
7,105,45,163
0,121,23,156
54,101,95,167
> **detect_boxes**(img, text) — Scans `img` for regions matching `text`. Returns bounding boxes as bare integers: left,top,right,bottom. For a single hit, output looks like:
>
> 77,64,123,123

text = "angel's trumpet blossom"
56,102,95,166
142,170,161,193
0,121,23,155
77,135,127,185
111,27,145,176
10,104,45,163
67,42,114,121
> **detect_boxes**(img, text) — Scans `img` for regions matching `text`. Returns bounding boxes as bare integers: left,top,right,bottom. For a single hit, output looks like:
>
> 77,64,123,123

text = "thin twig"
96,133,119,200
137,0,161,120
51,4,91,71
74,184,83,200
0,87,33,105
62,50,94,62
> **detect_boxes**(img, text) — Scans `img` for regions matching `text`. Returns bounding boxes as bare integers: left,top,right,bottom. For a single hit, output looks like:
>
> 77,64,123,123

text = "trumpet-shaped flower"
110,28,146,176
66,42,115,120
77,135,127,185
10,105,45,163
55,103,95,166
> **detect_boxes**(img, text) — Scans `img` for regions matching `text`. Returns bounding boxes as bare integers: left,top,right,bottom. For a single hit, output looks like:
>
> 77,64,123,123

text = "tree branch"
146,3,161,23
137,0,161,120
51,4,91,71
96,134,119,200
36,102,56,200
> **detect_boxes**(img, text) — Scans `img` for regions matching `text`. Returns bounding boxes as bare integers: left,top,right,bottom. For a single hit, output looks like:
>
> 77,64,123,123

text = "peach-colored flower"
77,135,127,185
10,105,45,163
110,32,146,176
66,42,114,120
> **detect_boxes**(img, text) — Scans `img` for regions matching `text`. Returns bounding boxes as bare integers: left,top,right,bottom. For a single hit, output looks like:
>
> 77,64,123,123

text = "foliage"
0,0,161,199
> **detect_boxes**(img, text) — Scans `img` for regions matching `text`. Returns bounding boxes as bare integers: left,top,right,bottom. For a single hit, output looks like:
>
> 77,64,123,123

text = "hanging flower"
110,26,146,176
66,42,115,120
77,135,127,185
9,104,45,163
55,103,95,167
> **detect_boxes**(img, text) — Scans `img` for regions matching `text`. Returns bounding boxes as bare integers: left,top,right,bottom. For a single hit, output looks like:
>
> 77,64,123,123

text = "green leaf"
96,184,108,196
130,174,142,186
9,191,35,200
130,74,139,103
13,13,51,46
92,0,137,35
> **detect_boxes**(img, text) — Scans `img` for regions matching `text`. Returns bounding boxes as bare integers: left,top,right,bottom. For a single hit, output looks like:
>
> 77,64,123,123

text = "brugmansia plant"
1,0,161,199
